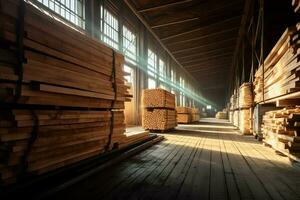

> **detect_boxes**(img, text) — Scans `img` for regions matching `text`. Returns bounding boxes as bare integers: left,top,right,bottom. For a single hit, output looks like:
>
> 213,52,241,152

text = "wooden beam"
187,66,230,73
151,17,199,29
168,33,238,52
160,15,242,41
180,52,233,65
172,38,236,54
165,27,239,46
183,58,232,68
137,0,193,13
148,1,243,29
176,46,236,60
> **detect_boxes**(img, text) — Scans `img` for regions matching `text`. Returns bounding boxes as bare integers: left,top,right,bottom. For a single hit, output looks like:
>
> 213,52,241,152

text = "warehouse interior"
0,0,300,199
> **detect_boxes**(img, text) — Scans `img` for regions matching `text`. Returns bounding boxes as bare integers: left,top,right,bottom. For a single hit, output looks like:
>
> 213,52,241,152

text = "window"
124,65,134,84
171,69,176,90
148,78,156,89
179,77,185,106
36,0,85,28
159,59,166,82
122,26,137,65
100,6,119,49
207,105,212,110
147,49,157,78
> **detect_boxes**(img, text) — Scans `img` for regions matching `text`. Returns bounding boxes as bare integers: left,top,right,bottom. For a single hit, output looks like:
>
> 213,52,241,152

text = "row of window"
33,0,194,107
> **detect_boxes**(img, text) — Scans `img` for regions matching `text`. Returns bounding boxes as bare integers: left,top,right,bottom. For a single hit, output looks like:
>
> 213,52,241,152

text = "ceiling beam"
165,27,239,46
187,65,230,72
148,0,243,28
180,52,233,65
176,46,235,60
160,15,242,41
183,58,232,68
151,17,199,29
172,38,236,54
137,0,192,13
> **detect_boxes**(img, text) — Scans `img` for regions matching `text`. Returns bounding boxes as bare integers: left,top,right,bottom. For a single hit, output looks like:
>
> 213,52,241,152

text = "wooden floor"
48,118,300,200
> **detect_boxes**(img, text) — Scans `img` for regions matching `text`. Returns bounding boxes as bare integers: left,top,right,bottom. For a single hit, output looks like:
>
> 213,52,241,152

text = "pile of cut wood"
238,109,252,135
262,108,300,157
233,110,239,127
191,108,200,122
238,83,253,134
0,0,148,185
239,83,253,108
142,89,177,131
176,107,192,124
215,111,227,119
253,24,300,103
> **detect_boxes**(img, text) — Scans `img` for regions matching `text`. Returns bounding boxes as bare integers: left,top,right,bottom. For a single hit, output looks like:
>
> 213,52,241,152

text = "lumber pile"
0,0,143,185
176,107,192,124
233,110,239,127
239,83,253,108
229,111,233,122
230,93,238,110
262,108,300,157
253,24,300,103
292,0,300,13
215,111,227,119
238,109,252,135
142,89,177,131
191,108,200,122
238,83,253,134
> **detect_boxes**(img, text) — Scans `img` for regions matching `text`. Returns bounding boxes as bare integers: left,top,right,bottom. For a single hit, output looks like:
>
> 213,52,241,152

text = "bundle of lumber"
191,108,200,122
292,0,300,13
0,0,140,185
233,110,239,127
253,24,300,103
0,0,131,108
229,111,233,122
176,107,192,124
142,88,175,109
262,108,300,157
215,111,227,119
238,109,252,135
142,89,177,131
0,109,126,185
239,82,253,108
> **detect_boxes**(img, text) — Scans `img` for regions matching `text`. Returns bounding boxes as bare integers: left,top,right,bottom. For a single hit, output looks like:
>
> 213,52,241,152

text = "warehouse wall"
31,0,206,126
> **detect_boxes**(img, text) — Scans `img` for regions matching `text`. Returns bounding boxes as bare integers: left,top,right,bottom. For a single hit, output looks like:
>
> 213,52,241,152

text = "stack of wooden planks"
238,83,253,135
215,111,227,119
191,108,200,122
0,109,126,184
176,107,192,124
238,109,252,135
229,111,233,123
253,24,300,103
142,89,177,131
239,82,253,108
0,0,131,107
0,0,146,185
230,93,238,110
233,110,239,127
262,108,300,158
292,0,300,13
